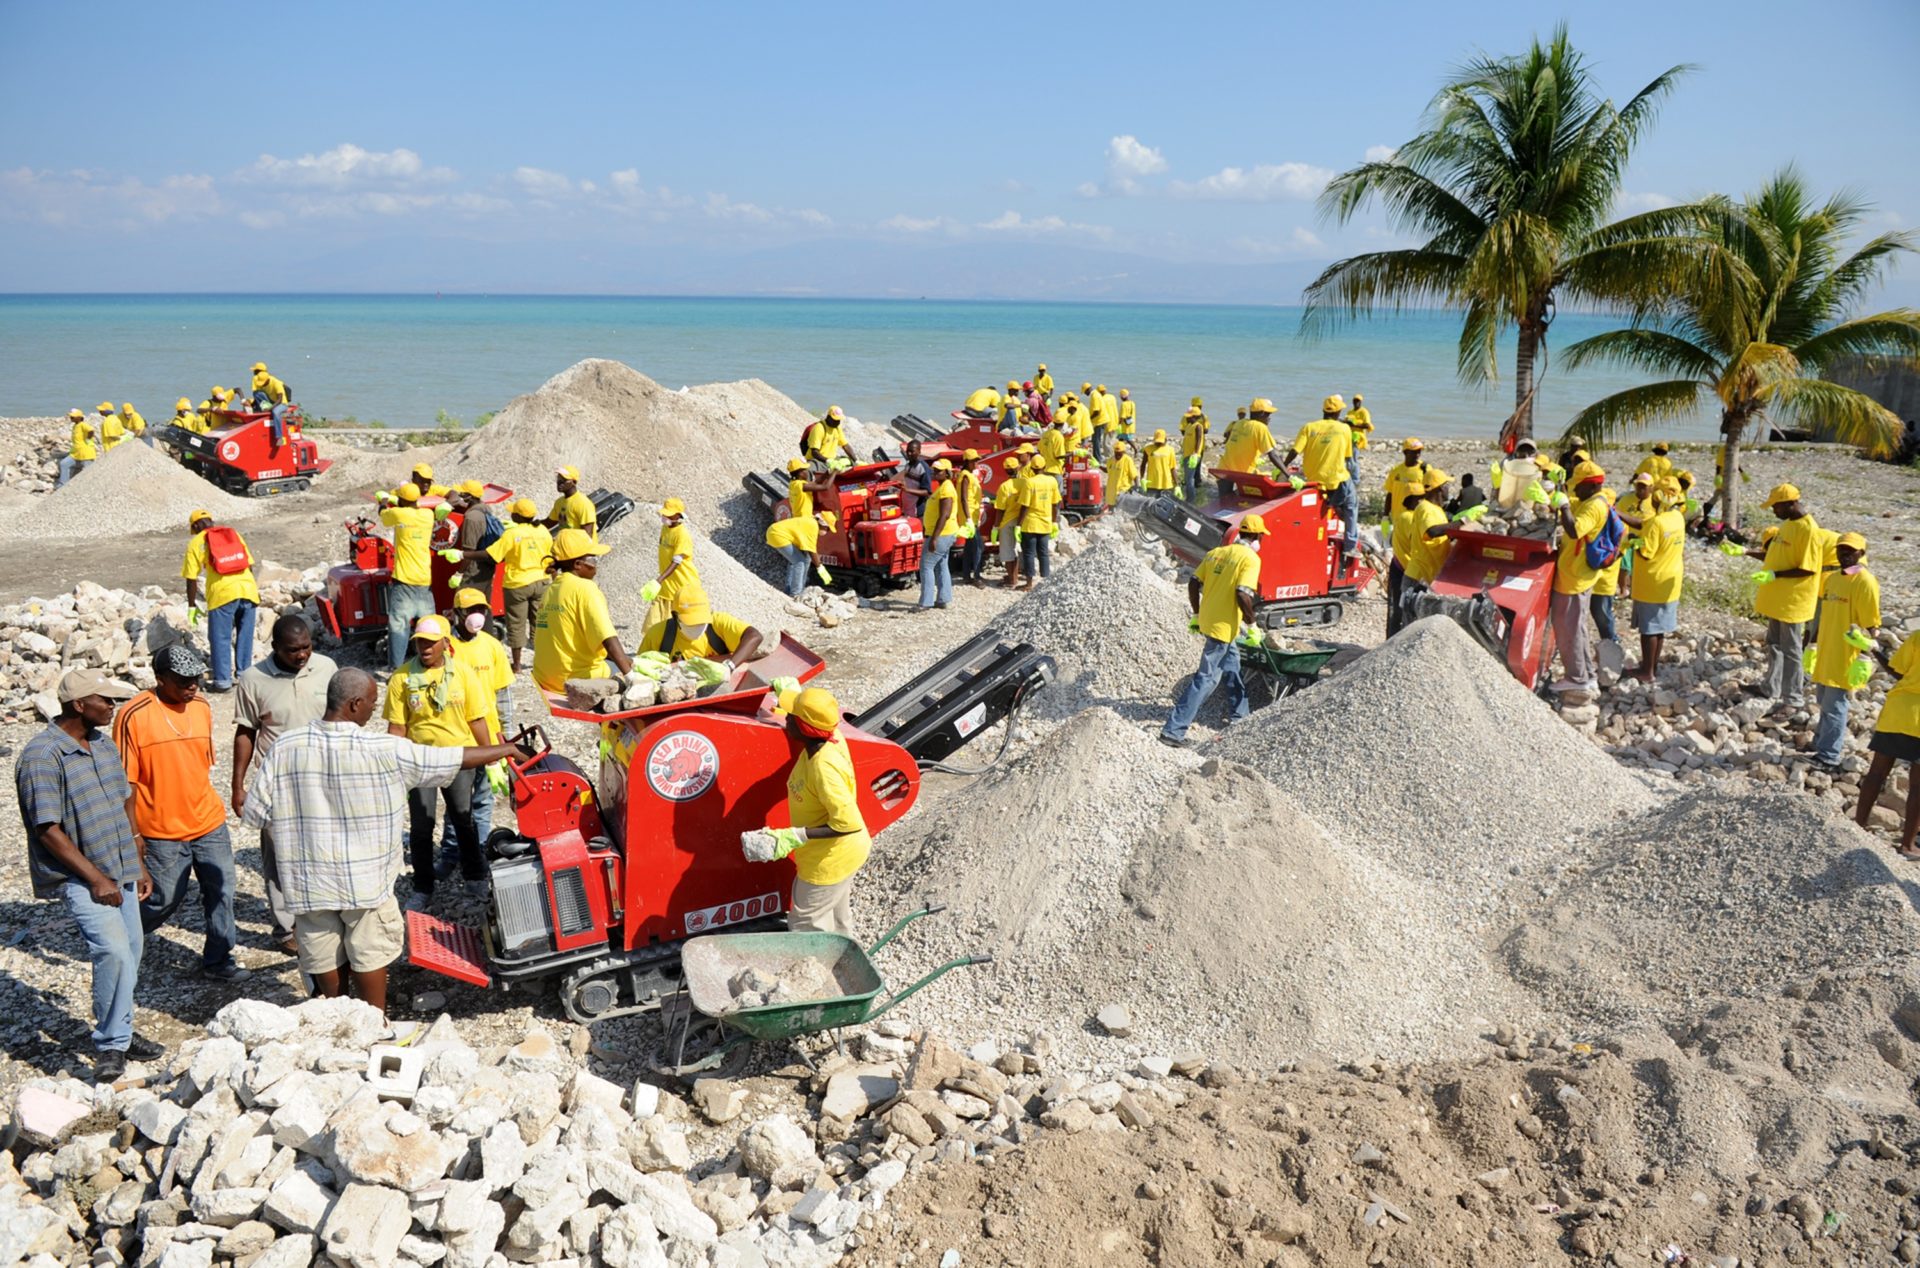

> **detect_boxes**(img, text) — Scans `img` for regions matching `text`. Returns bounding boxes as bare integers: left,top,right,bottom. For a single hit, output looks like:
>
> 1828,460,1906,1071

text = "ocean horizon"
0,293,1715,443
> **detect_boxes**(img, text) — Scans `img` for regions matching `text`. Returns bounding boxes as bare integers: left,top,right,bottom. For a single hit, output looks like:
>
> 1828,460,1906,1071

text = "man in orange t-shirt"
117,643,249,981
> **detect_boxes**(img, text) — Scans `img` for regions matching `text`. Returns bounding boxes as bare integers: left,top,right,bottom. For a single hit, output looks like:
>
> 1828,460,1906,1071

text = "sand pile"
38,440,260,537
1502,787,1920,1030
1215,615,1656,903
985,538,1197,722
860,707,1536,1065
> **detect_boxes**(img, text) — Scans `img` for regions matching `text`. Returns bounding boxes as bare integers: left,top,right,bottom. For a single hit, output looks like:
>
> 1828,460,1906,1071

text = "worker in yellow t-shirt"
1034,364,1054,399
1746,483,1823,705
1625,477,1687,683
1856,629,1920,857
97,402,125,453
1160,513,1268,747
767,507,837,597
917,461,961,609
1106,440,1138,504
182,509,262,690
785,456,831,522
1116,389,1137,443
1017,454,1062,589
1179,405,1209,501
481,499,554,673
379,483,447,671
643,496,700,627
962,385,1001,419
1285,395,1361,557
955,449,987,586
168,397,201,438
384,614,491,907
1390,473,1455,635
992,456,1028,589
805,406,849,469
120,403,147,447
1547,461,1614,695
532,529,632,692
1345,394,1373,452
59,408,96,486
433,587,517,877
1635,443,1674,483
1220,398,1283,487
637,587,766,666
1807,532,1879,767
1142,429,1178,493
546,465,598,537
743,686,872,936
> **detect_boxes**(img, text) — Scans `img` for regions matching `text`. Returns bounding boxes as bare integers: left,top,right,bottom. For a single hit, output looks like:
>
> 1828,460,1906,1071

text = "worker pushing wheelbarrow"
656,905,989,1079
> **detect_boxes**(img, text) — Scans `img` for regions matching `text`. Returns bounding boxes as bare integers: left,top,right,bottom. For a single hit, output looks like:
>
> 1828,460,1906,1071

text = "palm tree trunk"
1513,320,1542,440
1720,413,1744,532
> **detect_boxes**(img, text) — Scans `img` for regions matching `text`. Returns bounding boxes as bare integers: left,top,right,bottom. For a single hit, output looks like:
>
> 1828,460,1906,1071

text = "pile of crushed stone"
593,512,793,642
37,440,261,538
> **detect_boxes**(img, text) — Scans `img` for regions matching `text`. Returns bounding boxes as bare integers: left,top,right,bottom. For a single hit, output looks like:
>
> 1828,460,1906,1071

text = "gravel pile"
593,511,794,642
34,439,263,539
1215,615,1656,915
985,538,1196,722
1501,786,1920,1030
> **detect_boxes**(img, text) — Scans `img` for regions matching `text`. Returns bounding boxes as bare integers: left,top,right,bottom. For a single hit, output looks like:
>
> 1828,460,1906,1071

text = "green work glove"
769,675,799,698
1718,541,1746,556
1185,453,1200,469
438,549,462,563
828,456,851,473
815,564,833,584
1524,484,1549,505
1237,626,1262,647
1802,645,1818,674
1454,504,1489,523
1847,656,1873,689
188,606,202,627
375,490,396,505
684,657,731,687
639,580,661,604
485,760,510,796
1750,569,1775,584
1685,498,1700,515
1187,615,1200,633
597,738,613,762
987,529,999,546
741,827,805,862
433,504,453,522
1378,517,1392,538
1844,627,1873,652
1549,492,1569,509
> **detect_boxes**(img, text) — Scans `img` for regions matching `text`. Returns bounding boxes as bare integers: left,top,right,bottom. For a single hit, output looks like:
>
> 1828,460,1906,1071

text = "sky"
3,0,1916,301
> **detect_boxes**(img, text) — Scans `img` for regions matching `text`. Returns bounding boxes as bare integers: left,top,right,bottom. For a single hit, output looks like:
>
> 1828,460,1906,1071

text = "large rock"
328,1099,458,1192
262,1168,336,1234
599,1207,670,1268
317,1183,411,1268
740,1115,816,1182
208,999,299,1048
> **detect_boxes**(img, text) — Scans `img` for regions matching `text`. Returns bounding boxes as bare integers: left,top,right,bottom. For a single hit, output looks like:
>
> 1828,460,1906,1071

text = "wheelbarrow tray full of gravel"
655,904,989,1078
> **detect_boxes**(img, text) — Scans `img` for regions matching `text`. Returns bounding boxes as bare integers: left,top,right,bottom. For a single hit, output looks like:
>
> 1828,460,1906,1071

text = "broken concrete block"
363,1044,425,1102
207,999,299,1048
691,1079,747,1124
317,1183,411,1268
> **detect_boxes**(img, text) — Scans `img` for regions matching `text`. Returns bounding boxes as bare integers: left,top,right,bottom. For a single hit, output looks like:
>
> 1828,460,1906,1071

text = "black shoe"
126,1035,164,1061
202,961,252,983
1158,733,1195,749
93,1050,127,1084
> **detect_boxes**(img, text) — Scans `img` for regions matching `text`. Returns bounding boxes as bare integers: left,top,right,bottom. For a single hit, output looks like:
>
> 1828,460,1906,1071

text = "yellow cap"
963,448,978,460
818,509,839,529
1028,454,1047,468
1006,380,1019,391
825,405,844,421
1403,438,1425,453
786,457,807,473
251,362,267,372
1656,477,1683,502
454,586,488,608
1191,396,1203,408
1676,469,1695,488
412,462,434,479
1096,384,1107,393
1322,394,1346,413
1420,468,1451,493
661,496,685,516
932,458,953,472
1763,482,1800,507
97,401,115,413
1571,461,1607,485
398,482,423,501
456,479,485,497
175,397,191,410
1152,428,1167,442
200,400,212,410
511,497,538,517
121,402,134,413
1081,382,1092,391
1183,405,1201,418
1248,398,1275,414
1119,388,1129,397
1631,471,1653,485
211,385,227,397
1037,363,1047,370
188,508,211,524
1016,443,1036,454
556,464,579,481
788,686,841,732
1353,393,1363,402
1836,531,1867,551
68,408,84,418
411,615,451,642
1004,457,1022,471
553,528,610,562
672,588,711,624
1238,512,1268,536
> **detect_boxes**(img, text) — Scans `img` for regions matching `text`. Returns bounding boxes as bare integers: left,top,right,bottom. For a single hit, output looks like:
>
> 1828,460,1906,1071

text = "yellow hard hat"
175,397,191,411
1248,398,1275,415
1153,428,1168,442
553,527,610,562
1238,513,1268,536
68,408,84,419
817,509,839,529
786,686,842,734
1403,437,1425,451
1004,457,1022,471
454,586,488,608
188,508,212,524
825,405,844,421
412,462,435,480
251,362,267,373
671,587,711,624
1006,380,1019,392
120,402,134,413
1571,461,1607,486
963,448,979,460
661,496,685,516
97,401,115,413
398,483,423,501
411,615,451,642
786,457,807,473
511,497,538,517
456,479,485,497
1322,394,1346,414
1763,482,1801,506
556,464,581,481
1352,393,1364,403
1836,531,1867,551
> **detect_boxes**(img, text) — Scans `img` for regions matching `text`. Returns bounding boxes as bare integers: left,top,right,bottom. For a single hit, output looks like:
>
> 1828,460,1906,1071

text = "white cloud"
0,167,219,226
1075,181,1102,199
1170,161,1334,202
512,166,574,197
878,214,950,234
1364,144,1398,164
1107,135,1167,179
975,210,1114,242
241,143,452,188
704,193,774,223
1229,227,1328,258
1617,191,1675,213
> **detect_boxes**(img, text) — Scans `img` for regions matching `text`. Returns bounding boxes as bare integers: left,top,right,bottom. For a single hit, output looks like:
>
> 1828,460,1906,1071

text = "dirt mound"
38,440,260,538
593,510,793,640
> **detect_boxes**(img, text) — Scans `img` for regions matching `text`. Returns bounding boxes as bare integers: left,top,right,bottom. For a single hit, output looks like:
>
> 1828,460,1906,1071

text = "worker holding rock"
1160,513,1268,748
483,498,553,674
637,587,767,666
766,506,838,598
436,588,516,880
742,685,872,937
182,509,259,693
1179,404,1209,502
120,402,147,448
1747,484,1824,706
1220,399,1283,496
918,461,960,610
804,406,850,469
97,402,124,453
59,408,97,487
640,496,701,628
1018,453,1062,589
1807,532,1880,769
1624,478,1687,683
1391,472,1454,631
1856,631,1920,858
547,465,598,538
1284,396,1360,558
956,450,987,587
1547,461,1613,696
532,529,632,692
385,615,491,908
992,456,1028,589
378,483,441,671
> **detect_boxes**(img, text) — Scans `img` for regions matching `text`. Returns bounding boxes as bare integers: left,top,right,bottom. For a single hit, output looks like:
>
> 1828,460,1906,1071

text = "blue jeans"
1182,457,1202,502
776,543,809,597
1813,684,1850,764
57,456,90,487
1330,480,1360,553
139,825,238,971
1162,636,1248,741
62,880,144,1051
1020,529,1052,580
386,583,436,670
1346,454,1360,487
959,531,984,580
268,402,289,446
206,598,257,689
919,536,954,607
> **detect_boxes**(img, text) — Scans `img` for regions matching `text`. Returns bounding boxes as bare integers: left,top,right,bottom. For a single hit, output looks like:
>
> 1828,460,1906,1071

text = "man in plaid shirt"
241,667,528,1012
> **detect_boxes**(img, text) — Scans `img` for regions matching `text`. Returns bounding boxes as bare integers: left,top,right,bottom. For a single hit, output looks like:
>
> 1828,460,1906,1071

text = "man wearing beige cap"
15,669,154,1083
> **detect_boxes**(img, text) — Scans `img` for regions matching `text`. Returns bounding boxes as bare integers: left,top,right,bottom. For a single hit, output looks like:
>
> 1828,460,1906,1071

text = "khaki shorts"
295,896,405,975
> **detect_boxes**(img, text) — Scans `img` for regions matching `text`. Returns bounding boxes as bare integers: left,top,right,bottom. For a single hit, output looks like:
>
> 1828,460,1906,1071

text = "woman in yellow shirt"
1625,479,1685,682
917,461,961,610
955,450,987,587
747,687,872,936
1857,630,1920,857
384,615,491,906
1017,455,1062,589
532,529,633,692
647,497,700,627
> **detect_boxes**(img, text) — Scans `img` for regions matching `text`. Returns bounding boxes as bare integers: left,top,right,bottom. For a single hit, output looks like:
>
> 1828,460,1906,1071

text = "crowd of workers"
15,365,1920,1085
56,364,295,487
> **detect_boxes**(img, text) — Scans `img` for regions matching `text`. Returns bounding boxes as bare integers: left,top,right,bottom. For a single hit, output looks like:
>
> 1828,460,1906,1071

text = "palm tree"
1561,169,1920,528
1302,25,1694,442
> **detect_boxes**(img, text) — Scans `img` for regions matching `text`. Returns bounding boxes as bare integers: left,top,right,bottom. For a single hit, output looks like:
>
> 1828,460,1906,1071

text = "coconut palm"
1561,169,1920,528
1302,25,1694,442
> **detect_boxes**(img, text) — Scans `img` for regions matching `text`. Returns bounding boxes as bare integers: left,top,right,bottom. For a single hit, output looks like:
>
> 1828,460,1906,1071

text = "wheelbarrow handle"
864,951,993,1021
865,903,947,957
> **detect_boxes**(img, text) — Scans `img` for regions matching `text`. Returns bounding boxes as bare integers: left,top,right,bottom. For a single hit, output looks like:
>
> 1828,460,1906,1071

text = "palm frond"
1561,328,1720,379
1791,311,1920,375
1299,250,1469,337
1456,298,1502,386
1770,378,1904,457
1802,230,1920,322
1561,380,1706,447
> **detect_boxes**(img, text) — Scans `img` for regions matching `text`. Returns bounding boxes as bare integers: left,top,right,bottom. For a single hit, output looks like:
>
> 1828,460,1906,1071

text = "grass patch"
1683,564,1758,618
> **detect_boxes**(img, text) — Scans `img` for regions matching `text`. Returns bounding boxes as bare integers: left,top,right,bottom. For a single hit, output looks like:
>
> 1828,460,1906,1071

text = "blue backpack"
474,507,505,551
1584,506,1628,570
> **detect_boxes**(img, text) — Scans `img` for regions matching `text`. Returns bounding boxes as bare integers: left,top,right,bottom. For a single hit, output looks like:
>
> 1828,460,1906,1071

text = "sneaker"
1157,733,1195,749
404,893,431,914
126,1035,165,1061
93,1050,126,1085
465,876,490,899
1548,678,1579,694
205,682,235,694
202,961,252,983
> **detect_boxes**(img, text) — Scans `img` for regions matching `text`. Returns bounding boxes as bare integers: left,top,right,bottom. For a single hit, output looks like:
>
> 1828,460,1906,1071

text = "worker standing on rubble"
1856,630,1920,858
1807,533,1880,769
378,484,442,671
547,466,598,538
1390,472,1453,633
1547,461,1613,696
804,406,850,469
1018,453,1062,589
435,589,516,881
918,461,960,610
1345,394,1373,484
120,403,147,448
1141,429,1178,496
766,505,837,598
1179,404,1209,502
1034,363,1054,400
532,529,632,691
1748,484,1824,706
643,497,700,627
1160,513,1268,748
182,509,259,693
1624,477,1686,683
1089,385,1116,464
1589,475,1624,650
637,587,767,666
97,403,124,453
992,456,1027,590
1107,440,1138,504
739,685,872,937
483,499,553,675
1116,389,1137,447
385,615,490,909
956,450,986,586
1220,399,1283,496
1283,396,1360,558
58,408,95,487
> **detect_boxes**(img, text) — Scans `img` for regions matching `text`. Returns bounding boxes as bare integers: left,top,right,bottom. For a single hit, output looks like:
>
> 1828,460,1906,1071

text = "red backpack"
203,524,252,575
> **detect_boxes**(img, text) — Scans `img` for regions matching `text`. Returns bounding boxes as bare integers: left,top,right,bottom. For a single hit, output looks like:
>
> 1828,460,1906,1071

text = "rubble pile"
779,587,860,630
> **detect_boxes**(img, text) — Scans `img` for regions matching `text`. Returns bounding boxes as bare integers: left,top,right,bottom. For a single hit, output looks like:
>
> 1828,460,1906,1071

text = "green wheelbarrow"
654,905,990,1079
1237,636,1340,708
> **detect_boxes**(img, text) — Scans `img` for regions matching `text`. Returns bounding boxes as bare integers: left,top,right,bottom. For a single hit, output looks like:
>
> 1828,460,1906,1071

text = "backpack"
1584,506,1628,570
474,507,505,551
203,525,252,575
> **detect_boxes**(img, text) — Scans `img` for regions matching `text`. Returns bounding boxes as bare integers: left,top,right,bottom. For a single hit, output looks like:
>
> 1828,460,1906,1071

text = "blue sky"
3,0,1916,300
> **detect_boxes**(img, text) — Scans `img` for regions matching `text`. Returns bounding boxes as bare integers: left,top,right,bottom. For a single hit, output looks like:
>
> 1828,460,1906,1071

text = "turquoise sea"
0,295,1712,441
